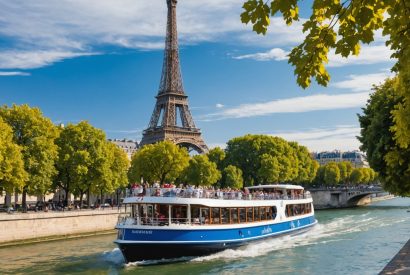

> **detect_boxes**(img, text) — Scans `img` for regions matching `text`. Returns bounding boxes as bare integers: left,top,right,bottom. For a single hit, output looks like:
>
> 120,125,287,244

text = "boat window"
191,205,201,224
285,203,312,217
221,208,230,224
254,207,260,221
231,208,238,223
212,208,220,224
200,208,210,224
171,205,187,224
271,206,277,220
260,207,266,221
247,208,253,222
239,208,246,223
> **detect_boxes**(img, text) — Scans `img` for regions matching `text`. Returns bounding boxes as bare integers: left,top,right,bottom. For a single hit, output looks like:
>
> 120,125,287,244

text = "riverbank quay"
380,238,410,274
0,209,120,247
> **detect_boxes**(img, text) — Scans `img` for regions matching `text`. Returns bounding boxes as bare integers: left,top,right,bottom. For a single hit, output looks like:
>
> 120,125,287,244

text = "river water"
0,198,409,275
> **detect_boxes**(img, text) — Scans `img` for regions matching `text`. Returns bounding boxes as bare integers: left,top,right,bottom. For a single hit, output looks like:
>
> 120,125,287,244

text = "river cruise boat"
114,184,317,262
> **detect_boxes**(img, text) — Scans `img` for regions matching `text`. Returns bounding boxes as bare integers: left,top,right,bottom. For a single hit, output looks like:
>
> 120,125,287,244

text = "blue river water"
0,197,409,275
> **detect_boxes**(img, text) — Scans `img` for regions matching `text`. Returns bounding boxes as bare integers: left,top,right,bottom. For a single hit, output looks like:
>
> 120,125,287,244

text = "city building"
312,150,369,168
109,139,139,160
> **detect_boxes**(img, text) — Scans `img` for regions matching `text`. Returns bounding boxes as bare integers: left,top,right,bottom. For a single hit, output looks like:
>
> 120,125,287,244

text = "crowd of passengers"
128,183,308,200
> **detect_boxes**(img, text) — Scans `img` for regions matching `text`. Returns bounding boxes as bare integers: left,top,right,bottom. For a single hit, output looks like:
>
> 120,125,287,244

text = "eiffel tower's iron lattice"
140,0,208,154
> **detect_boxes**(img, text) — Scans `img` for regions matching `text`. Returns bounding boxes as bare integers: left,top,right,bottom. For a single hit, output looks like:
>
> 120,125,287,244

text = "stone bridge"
307,187,387,209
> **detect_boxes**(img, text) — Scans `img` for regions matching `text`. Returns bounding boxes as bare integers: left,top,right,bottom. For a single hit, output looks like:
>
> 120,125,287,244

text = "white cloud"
0,0,309,69
331,72,393,92
232,44,393,67
0,50,97,70
233,48,289,61
215,103,225,108
0,71,30,76
328,45,394,67
202,92,369,121
208,143,227,149
270,125,361,152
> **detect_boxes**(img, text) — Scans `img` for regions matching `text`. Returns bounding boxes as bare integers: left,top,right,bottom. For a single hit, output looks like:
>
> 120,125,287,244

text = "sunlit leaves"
358,77,410,196
240,0,407,89
0,117,27,193
128,141,189,185
0,104,58,197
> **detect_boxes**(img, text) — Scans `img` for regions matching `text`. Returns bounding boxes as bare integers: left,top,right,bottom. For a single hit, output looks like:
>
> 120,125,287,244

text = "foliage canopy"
359,78,410,195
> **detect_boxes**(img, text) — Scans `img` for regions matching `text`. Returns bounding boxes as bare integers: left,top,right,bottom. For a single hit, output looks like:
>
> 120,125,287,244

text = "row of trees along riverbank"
0,105,382,210
128,135,378,189
0,104,129,210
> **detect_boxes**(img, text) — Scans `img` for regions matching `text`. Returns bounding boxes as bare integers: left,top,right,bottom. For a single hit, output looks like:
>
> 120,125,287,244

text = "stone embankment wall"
0,209,120,245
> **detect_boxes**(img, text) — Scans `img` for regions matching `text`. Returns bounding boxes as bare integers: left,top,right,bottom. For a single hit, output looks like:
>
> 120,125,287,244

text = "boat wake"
106,212,407,266
192,212,407,262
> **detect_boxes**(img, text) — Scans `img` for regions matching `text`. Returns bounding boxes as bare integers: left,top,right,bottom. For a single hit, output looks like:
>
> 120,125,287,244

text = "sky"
0,0,395,152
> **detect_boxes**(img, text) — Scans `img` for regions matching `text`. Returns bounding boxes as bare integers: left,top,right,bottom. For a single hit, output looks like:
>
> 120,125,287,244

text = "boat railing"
117,216,195,226
125,187,311,201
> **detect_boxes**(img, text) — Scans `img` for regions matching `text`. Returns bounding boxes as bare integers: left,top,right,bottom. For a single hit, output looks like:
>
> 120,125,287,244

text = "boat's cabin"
118,184,313,227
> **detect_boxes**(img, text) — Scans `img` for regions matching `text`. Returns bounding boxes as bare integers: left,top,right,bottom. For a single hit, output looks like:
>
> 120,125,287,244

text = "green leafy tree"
313,166,325,186
258,154,281,183
0,104,58,210
128,141,189,185
290,142,319,184
182,155,221,186
350,168,364,185
207,147,226,170
337,161,354,184
225,135,299,186
223,165,244,189
241,0,410,161
359,78,410,195
323,162,341,186
240,0,408,89
360,168,371,183
109,142,130,192
55,121,112,207
0,117,28,194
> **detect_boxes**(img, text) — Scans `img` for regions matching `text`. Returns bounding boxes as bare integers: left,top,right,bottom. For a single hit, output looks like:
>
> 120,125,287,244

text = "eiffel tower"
140,0,208,153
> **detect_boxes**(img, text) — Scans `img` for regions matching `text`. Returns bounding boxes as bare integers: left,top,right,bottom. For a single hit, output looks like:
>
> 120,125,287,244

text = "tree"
108,143,130,192
182,155,221,186
337,161,353,184
258,154,281,183
55,121,113,208
358,78,410,195
241,0,408,89
0,117,27,194
225,135,299,186
241,0,410,160
207,147,226,170
350,168,364,185
323,162,341,186
0,104,58,210
128,141,189,185
289,142,319,184
223,165,244,189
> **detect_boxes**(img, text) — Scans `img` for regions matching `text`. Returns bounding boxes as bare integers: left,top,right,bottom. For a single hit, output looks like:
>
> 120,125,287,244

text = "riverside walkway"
380,238,410,274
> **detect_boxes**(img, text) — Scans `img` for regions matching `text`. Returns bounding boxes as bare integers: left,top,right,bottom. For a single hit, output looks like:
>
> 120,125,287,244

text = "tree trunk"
22,187,27,212
100,189,104,205
79,192,84,209
63,186,69,207
87,188,90,209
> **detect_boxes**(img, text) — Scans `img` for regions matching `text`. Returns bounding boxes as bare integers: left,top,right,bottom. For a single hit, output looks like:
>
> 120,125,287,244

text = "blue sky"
0,0,394,151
